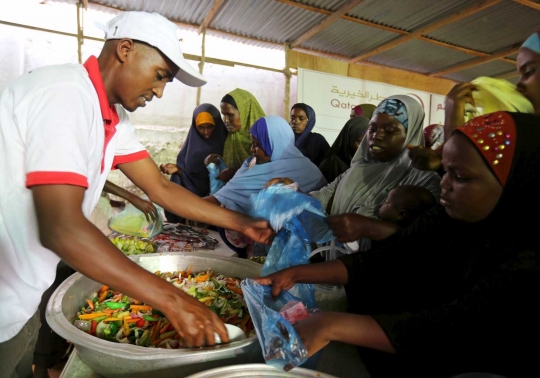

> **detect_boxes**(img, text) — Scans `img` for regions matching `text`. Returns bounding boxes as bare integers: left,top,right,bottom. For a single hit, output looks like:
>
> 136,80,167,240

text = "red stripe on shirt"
26,172,89,188
112,150,150,169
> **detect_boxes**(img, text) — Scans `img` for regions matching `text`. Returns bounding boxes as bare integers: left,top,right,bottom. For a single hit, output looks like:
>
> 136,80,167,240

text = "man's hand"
216,168,236,183
161,290,228,347
204,154,222,166
129,195,158,222
32,184,228,347
160,163,179,175
254,268,297,298
444,82,477,140
407,145,442,172
240,218,274,245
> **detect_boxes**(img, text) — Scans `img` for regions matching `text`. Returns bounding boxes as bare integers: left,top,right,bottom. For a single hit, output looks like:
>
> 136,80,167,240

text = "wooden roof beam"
513,0,540,11
198,0,224,34
429,45,520,77
289,0,363,48
349,0,501,63
495,70,520,80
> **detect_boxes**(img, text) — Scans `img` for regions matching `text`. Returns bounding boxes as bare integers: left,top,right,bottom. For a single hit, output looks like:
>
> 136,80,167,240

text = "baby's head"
379,185,436,228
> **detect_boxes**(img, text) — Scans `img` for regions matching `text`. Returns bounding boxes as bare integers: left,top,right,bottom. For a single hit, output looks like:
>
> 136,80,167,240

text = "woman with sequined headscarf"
311,95,441,251
256,111,540,377
205,88,266,183
290,103,330,166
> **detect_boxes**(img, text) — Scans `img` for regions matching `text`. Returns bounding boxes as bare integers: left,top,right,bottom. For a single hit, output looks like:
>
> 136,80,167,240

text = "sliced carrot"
130,305,152,312
226,284,243,296
98,291,108,304
86,299,95,310
186,265,193,276
195,274,209,282
99,285,109,294
159,322,171,334
150,319,161,343
153,338,163,346
79,313,107,320
123,318,138,323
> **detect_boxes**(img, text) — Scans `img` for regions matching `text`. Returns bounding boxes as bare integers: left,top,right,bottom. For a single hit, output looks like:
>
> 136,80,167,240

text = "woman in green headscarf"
205,88,266,183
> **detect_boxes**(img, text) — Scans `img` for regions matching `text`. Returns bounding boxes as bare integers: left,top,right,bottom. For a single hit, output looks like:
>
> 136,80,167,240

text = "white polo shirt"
0,56,150,342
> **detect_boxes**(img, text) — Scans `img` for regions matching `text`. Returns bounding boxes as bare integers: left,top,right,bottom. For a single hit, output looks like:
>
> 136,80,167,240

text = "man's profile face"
114,40,180,112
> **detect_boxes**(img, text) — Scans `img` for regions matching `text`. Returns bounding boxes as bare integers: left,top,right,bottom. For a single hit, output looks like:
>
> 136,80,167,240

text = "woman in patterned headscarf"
311,95,441,251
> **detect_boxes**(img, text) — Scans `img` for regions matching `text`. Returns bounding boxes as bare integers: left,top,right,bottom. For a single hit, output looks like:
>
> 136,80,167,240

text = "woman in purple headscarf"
290,103,330,166
160,103,227,223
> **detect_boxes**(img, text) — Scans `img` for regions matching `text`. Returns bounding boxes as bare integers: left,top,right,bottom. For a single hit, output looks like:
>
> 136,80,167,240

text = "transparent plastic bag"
241,278,315,371
207,157,227,195
109,202,163,238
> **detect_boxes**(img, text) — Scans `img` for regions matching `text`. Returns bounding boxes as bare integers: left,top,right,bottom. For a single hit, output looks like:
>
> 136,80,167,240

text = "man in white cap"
0,11,272,376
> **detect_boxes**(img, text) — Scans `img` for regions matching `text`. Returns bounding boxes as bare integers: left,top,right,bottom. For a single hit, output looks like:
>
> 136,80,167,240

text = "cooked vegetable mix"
73,269,252,348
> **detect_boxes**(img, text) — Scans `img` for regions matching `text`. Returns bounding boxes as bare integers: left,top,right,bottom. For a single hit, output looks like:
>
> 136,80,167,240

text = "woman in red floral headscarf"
257,111,540,378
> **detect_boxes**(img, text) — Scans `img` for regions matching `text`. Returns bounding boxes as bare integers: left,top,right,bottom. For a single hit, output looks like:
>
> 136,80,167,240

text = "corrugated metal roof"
426,1,540,53
365,39,474,74
89,0,215,25
46,0,540,82
441,59,517,82
345,0,475,31
210,0,325,43
294,0,348,12
299,18,399,58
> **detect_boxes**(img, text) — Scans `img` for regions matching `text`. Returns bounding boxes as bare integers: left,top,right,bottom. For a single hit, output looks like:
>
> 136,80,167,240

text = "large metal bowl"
46,253,264,378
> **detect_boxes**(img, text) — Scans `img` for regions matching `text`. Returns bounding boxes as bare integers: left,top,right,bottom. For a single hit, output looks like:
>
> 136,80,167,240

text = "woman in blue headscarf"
203,115,327,257
160,103,227,223
206,115,327,213
290,103,330,166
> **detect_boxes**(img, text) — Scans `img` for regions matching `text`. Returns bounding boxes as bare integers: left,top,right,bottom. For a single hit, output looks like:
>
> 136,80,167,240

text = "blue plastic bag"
241,279,312,371
243,185,335,370
250,185,334,306
207,157,227,195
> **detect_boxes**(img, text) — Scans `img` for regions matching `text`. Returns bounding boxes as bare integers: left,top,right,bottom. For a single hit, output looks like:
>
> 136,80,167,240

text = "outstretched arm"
118,157,273,245
103,180,158,221
33,184,228,347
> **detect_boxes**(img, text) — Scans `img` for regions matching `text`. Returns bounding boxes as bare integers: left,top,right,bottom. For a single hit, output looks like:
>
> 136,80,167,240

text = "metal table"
60,349,101,378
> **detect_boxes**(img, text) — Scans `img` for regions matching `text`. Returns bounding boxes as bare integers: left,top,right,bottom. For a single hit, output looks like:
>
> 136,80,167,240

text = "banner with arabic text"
297,68,436,144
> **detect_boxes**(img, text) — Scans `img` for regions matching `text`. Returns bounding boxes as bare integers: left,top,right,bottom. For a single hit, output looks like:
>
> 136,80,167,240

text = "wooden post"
284,43,291,119
196,29,206,106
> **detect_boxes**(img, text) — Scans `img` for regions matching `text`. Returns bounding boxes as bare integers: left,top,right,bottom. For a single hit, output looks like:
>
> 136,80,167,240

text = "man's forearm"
148,179,247,233
38,212,182,312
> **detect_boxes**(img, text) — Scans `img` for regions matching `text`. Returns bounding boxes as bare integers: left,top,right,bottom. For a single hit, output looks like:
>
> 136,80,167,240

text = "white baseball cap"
96,11,206,87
